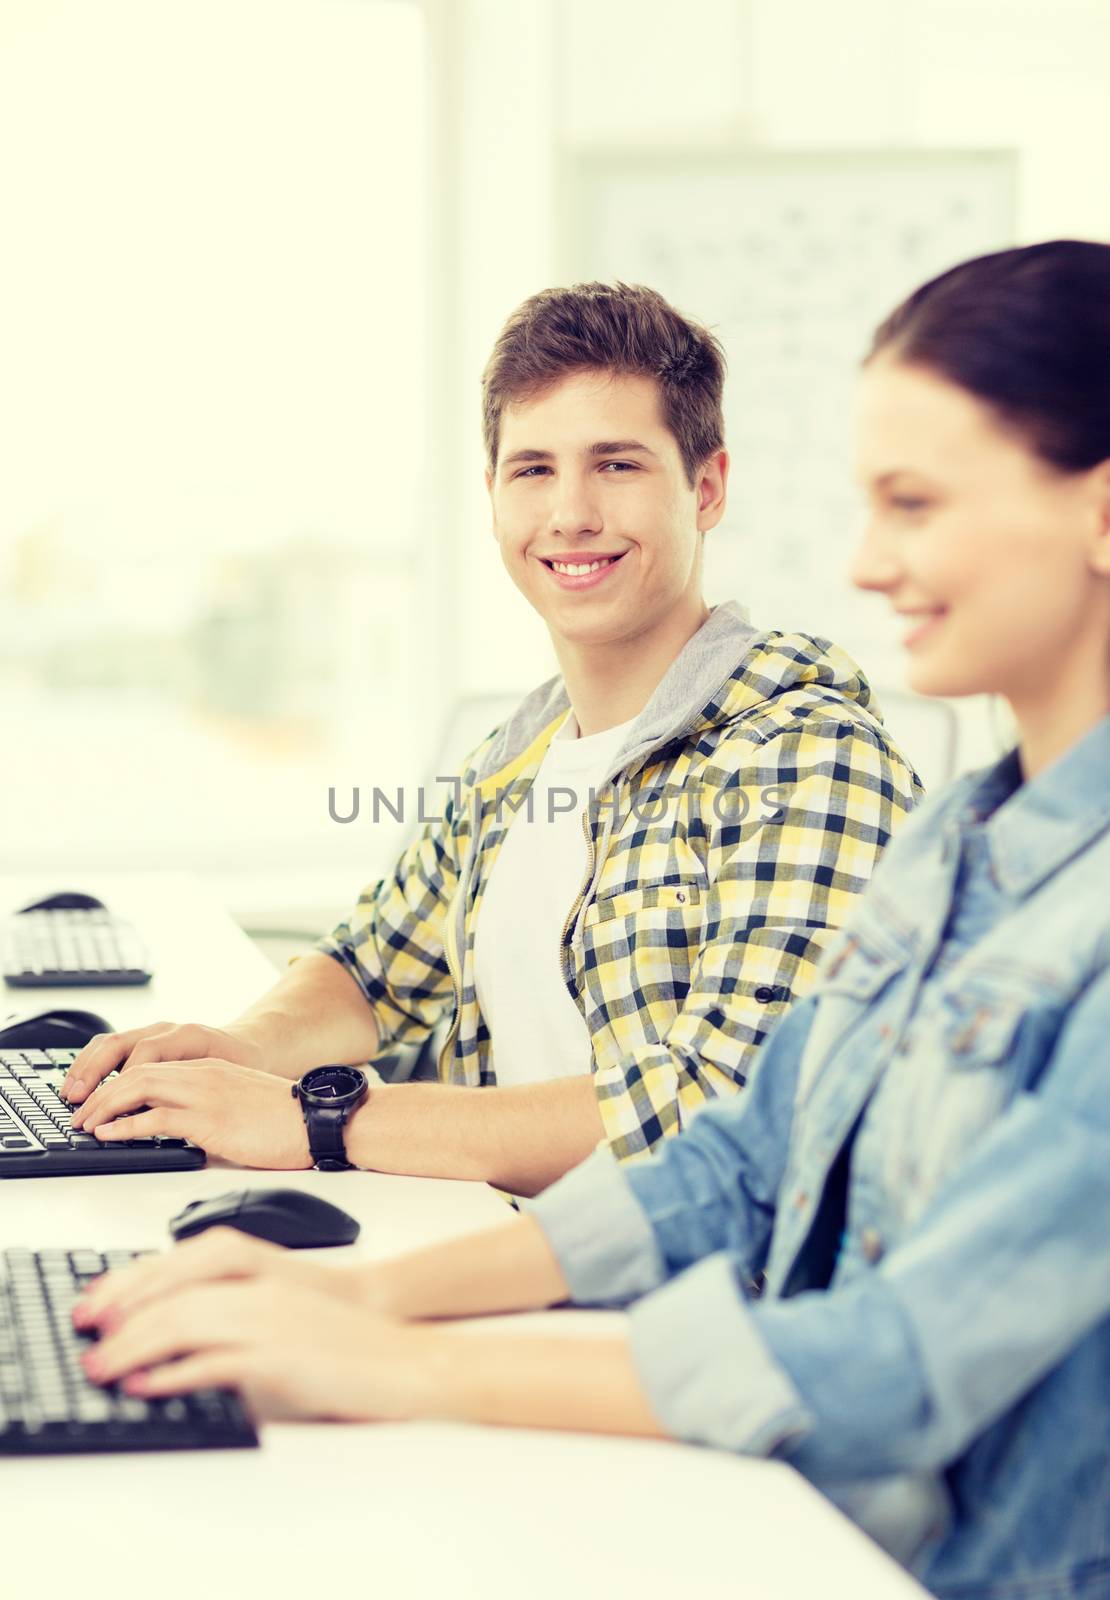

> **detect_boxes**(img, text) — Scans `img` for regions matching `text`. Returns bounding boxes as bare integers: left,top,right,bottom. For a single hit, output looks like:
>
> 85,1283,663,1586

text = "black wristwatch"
292,1064,369,1171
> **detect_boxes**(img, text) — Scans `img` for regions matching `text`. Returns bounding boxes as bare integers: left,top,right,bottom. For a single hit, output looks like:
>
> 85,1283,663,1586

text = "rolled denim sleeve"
624,967,1110,1478
522,1149,666,1306
629,1253,813,1455
526,998,815,1306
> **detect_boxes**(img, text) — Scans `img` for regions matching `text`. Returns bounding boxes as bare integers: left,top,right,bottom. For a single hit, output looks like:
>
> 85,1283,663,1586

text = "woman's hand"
73,1226,662,1439
74,1229,433,1422
74,1227,367,1323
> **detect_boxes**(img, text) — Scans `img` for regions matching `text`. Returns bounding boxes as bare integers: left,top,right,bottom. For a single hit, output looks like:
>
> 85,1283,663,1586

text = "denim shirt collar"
958,714,1110,898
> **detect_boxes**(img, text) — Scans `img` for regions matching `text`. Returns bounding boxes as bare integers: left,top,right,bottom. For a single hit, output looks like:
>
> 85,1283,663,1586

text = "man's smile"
537,550,628,590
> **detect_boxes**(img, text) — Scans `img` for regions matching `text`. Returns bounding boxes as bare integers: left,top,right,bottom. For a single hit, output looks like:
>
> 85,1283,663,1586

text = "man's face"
487,370,726,651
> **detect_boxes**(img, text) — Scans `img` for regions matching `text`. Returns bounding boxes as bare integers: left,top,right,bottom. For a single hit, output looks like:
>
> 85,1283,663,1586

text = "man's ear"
696,449,729,535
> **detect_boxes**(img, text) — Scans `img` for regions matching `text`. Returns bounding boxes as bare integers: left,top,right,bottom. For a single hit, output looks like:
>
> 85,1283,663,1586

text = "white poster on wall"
561,149,1016,707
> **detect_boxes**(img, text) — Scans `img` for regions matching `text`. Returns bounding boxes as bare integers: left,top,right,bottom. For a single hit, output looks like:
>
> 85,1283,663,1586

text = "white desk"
1,874,927,1600
1,872,283,1033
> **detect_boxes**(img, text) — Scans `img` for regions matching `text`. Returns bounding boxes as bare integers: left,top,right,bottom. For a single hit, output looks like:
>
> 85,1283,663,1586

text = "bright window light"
0,0,427,887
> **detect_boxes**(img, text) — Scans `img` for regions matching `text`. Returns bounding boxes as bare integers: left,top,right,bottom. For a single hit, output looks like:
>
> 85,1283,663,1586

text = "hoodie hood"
471,601,879,790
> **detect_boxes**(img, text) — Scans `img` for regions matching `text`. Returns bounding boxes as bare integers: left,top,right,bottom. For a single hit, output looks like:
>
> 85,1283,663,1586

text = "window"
1,1,427,903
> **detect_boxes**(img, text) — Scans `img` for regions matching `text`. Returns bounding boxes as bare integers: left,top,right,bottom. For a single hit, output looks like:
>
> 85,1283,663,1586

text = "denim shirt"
526,716,1110,1600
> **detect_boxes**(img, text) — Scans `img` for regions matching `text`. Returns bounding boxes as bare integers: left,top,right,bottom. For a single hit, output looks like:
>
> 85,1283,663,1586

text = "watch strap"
303,1102,352,1170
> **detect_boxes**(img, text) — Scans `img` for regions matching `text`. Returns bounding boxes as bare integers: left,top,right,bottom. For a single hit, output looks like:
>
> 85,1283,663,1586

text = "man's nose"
548,474,603,539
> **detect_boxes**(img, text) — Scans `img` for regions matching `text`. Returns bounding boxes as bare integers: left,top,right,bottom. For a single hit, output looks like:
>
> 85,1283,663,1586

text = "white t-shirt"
473,711,637,1087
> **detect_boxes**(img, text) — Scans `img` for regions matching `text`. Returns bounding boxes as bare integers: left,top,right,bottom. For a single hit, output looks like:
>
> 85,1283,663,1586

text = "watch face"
300,1065,368,1106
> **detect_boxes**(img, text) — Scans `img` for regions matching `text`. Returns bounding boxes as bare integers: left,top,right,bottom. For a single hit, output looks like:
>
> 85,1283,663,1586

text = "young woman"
76,241,1110,1600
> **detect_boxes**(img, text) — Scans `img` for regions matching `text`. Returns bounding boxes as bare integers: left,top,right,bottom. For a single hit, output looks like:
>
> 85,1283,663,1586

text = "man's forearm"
345,1074,605,1195
229,952,381,1079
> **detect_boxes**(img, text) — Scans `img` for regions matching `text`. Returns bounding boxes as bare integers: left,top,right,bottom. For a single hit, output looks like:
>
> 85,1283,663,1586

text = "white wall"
434,0,1110,775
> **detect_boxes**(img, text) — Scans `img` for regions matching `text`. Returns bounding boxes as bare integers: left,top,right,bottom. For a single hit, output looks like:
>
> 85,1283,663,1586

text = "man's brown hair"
482,281,726,486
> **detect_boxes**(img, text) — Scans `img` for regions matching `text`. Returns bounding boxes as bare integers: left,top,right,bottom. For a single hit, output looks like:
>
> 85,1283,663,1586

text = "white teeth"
551,557,615,576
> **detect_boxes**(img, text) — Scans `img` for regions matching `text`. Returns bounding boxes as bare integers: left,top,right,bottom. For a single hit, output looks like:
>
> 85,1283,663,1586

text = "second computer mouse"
169,1188,361,1249
0,1008,114,1050
17,890,107,913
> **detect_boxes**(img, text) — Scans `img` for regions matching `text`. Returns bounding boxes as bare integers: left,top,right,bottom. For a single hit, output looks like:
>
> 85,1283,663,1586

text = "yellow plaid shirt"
321,618,922,1161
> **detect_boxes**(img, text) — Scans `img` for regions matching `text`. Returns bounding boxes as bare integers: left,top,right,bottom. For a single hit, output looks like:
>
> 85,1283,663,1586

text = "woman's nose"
850,518,901,593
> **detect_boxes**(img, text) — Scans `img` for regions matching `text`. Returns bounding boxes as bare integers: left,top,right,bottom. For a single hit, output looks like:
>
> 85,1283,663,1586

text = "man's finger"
62,1022,173,1101
71,1075,147,1131
93,1108,188,1143
125,1025,212,1074
72,1061,209,1130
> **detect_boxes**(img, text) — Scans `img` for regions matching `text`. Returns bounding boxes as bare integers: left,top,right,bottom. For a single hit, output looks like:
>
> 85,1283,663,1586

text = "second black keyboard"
3,907,153,987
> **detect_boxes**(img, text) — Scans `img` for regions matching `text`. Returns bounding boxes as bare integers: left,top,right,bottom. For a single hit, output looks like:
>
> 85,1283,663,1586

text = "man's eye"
600,461,638,473
514,465,551,479
890,495,930,513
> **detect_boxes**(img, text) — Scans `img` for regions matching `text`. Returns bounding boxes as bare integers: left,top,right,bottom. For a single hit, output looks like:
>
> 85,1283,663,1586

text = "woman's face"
852,355,1109,704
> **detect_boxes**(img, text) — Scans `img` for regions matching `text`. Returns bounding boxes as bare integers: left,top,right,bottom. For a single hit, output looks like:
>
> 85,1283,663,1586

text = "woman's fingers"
75,1228,280,1328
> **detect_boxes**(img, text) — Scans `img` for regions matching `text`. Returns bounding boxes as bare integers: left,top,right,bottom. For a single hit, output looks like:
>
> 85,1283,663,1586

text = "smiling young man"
63,282,921,1193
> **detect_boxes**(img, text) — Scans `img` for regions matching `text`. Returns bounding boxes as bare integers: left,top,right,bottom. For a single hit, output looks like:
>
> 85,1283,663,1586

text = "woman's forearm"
362,1216,570,1321
408,1324,666,1439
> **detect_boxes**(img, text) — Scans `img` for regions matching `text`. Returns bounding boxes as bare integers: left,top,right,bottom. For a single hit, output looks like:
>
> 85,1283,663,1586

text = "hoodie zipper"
436,926,463,1079
436,795,481,1081
559,808,595,999
559,795,621,1003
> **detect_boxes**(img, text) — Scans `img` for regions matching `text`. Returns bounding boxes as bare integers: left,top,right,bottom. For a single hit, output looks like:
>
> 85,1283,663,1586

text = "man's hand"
68,1058,313,1169
74,1230,426,1423
61,1021,266,1104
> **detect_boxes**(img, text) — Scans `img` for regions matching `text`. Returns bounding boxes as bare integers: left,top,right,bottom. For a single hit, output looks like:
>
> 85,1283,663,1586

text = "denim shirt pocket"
884,984,1033,1223
939,986,1028,1076
794,930,906,1110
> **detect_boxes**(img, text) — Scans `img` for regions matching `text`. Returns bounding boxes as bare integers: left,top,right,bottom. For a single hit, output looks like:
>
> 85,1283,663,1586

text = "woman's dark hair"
867,239,1110,473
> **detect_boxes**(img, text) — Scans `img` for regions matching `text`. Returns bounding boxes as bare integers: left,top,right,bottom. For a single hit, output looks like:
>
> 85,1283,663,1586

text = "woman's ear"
486,468,499,543
1090,459,1110,578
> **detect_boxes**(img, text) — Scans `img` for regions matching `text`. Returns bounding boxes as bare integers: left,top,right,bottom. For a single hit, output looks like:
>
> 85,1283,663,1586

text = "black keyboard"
0,1049,205,1178
3,908,152,987
0,1247,258,1454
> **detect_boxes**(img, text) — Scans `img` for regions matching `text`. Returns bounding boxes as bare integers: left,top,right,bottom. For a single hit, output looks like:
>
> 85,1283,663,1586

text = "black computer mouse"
16,890,107,914
0,1008,114,1050
169,1188,361,1249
